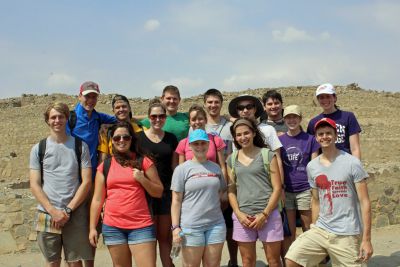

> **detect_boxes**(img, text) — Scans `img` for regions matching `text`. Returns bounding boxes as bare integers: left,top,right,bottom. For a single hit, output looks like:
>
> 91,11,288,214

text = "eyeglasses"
237,104,255,111
149,114,167,120
112,135,132,142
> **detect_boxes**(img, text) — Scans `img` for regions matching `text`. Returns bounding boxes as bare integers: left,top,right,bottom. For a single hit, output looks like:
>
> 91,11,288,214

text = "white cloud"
46,73,76,89
272,26,330,43
144,19,160,32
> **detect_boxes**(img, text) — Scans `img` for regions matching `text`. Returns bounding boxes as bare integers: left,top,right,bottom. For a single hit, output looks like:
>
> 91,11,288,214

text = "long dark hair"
109,121,143,169
230,118,267,149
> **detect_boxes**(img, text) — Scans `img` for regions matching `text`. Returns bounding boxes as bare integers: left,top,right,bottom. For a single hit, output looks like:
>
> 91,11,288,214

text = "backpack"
38,137,83,185
68,110,103,132
102,156,153,217
230,147,283,212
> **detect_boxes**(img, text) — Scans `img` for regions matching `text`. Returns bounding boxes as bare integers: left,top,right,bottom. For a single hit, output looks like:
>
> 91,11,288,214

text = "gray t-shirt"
227,150,275,215
307,151,368,235
171,160,226,229
205,117,233,156
30,136,91,211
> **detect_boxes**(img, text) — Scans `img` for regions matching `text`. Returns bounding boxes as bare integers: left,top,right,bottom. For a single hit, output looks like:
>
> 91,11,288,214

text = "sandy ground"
1,224,399,267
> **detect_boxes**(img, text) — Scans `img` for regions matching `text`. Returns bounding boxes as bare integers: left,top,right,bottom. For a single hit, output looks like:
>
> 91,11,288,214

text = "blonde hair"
43,102,70,124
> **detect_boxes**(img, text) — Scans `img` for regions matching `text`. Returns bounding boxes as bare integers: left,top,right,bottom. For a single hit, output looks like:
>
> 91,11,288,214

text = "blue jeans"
181,222,226,247
102,224,156,245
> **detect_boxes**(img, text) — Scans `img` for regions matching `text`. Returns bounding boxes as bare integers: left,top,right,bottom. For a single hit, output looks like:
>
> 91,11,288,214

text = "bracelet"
171,225,180,231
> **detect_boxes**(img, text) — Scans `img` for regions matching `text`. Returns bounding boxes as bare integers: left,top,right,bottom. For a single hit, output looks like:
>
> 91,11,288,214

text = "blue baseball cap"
189,129,209,143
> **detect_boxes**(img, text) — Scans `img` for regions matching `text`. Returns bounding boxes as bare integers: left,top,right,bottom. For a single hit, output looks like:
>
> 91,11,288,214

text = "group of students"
29,82,372,267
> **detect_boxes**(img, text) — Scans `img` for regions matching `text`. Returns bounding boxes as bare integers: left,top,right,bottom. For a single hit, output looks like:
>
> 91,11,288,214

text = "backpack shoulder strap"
74,137,82,183
230,149,238,184
38,138,47,186
260,147,283,211
103,157,112,188
260,147,271,182
68,110,77,132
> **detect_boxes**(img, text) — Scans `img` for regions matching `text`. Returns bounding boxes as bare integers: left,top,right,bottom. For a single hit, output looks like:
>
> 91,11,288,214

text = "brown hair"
230,118,267,149
43,102,70,124
147,98,167,116
162,85,181,99
188,104,207,122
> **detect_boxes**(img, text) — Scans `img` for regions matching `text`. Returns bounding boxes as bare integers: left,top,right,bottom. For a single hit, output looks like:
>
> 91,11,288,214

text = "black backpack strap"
74,137,82,183
68,110,77,132
38,138,47,186
103,157,112,194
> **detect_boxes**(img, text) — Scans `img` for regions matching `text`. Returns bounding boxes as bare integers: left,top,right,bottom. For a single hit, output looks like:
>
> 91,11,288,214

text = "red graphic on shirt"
315,174,333,215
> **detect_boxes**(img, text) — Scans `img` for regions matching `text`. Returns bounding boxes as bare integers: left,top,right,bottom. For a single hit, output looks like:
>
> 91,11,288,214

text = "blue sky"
1,0,399,98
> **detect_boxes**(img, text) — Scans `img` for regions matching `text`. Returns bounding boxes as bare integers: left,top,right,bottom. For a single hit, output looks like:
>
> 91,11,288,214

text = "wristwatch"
171,224,180,231
64,207,72,217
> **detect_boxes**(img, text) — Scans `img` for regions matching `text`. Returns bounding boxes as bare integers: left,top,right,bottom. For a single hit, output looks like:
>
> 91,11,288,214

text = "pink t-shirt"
97,156,154,229
175,133,226,163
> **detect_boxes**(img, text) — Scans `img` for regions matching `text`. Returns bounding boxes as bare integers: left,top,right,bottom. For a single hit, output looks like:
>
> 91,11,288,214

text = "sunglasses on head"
237,104,255,111
112,135,132,142
149,114,167,120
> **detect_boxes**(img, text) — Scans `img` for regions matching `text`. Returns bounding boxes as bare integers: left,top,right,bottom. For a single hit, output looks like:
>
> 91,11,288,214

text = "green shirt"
141,112,189,141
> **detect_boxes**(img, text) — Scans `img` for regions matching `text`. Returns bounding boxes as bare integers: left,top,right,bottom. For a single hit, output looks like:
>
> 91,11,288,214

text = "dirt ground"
1,224,399,267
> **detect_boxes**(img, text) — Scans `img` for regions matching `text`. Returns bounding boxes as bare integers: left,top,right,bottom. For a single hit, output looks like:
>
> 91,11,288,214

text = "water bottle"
170,231,185,260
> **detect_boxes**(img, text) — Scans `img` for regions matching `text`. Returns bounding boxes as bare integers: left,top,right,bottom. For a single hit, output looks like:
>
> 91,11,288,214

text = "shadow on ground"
368,251,400,267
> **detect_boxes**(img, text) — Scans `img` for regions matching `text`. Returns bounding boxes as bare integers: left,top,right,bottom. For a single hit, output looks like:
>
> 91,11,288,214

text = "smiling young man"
67,81,116,180
260,90,288,136
97,94,144,163
285,117,373,267
30,102,92,267
141,85,189,141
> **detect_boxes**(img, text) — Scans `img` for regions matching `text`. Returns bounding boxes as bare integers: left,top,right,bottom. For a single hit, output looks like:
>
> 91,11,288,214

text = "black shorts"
223,204,233,228
152,190,172,215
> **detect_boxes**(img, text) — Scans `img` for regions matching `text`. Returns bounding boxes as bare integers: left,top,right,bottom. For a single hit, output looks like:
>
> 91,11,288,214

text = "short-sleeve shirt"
170,160,226,228
141,112,189,141
97,119,144,155
137,131,178,189
97,156,154,229
307,109,361,154
264,120,288,136
205,117,233,156
258,123,283,151
307,151,368,235
175,134,226,163
279,131,319,193
30,136,91,211
66,103,116,179
226,149,275,215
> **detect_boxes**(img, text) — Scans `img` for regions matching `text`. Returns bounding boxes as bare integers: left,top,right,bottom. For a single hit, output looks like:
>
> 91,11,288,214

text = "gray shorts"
37,201,94,263
285,190,311,210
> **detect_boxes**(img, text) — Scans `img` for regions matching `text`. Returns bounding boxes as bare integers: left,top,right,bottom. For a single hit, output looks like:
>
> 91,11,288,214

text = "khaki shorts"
285,225,365,267
37,201,94,263
285,190,311,210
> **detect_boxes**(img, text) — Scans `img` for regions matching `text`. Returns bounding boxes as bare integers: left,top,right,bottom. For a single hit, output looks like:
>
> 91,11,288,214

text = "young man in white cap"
67,81,116,180
285,117,373,267
307,83,361,159
67,81,116,267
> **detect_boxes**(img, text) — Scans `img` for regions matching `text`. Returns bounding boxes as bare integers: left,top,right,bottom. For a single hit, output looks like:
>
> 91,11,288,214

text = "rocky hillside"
0,84,399,253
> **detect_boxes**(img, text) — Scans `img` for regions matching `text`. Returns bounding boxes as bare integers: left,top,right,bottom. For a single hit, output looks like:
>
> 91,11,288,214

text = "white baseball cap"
315,83,336,96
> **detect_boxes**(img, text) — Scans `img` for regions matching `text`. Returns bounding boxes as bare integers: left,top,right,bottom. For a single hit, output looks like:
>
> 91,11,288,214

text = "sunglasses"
237,104,255,111
149,114,167,120
112,135,132,142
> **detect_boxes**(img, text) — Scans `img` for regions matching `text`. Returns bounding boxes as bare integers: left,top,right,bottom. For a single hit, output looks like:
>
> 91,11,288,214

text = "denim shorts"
102,223,156,245
181,222,226,247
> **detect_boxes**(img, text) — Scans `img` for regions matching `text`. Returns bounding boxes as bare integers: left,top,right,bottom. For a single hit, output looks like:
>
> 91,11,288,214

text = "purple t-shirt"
307,109,361,154
279,131,320,193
